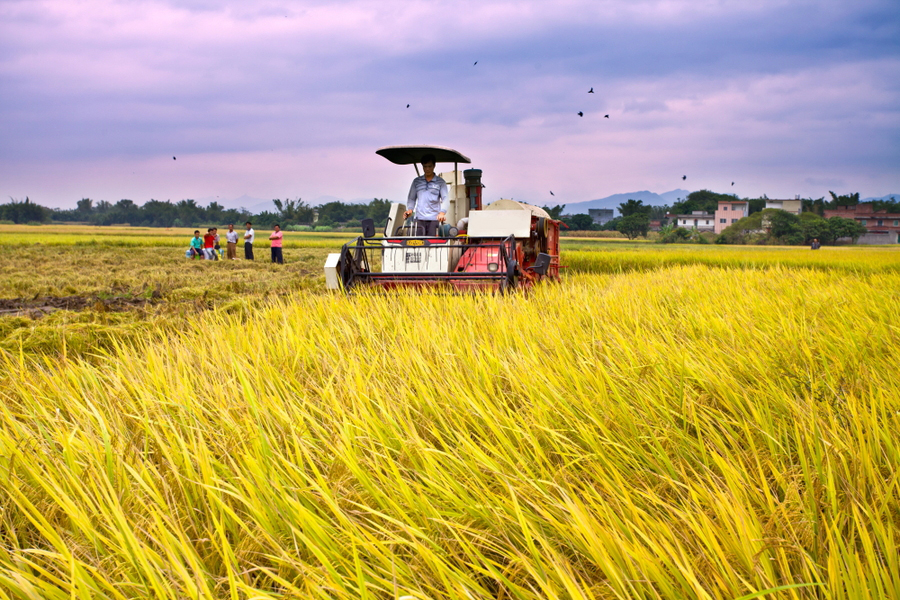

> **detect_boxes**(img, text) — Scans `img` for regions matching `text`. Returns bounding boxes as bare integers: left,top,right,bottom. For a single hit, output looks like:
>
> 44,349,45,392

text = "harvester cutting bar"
336,235,518,292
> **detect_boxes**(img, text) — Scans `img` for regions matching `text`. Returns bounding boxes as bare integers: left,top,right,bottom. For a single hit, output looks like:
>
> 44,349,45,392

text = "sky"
2,0,899,210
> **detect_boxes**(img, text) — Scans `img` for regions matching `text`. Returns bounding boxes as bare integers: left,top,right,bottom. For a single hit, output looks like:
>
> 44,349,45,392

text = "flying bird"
550,191,555,196
731,182,735,186
682,175,687,180
173,156,176,160
604,114,609,118
474,61,478,65
578,111,583,117
588,87,594,93
406,104,410,108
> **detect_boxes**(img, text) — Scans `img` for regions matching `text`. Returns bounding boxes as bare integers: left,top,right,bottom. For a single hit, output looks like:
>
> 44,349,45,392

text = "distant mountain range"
556,189,691,216
862,194,899,202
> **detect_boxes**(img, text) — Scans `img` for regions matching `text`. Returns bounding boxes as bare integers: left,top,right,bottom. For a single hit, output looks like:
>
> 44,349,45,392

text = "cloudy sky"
2,0,898,209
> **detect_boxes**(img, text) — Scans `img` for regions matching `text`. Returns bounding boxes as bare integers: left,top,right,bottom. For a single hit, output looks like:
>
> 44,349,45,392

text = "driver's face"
422,161,435,175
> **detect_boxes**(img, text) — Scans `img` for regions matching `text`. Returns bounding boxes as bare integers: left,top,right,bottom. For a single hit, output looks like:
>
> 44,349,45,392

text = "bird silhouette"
578,111,583,117
406,104,410,108
588,87,594,93
173,156,176,160
474,61,478,65
604,114,609,118
731,182,735,186
550,191,555,196
682,175,687,180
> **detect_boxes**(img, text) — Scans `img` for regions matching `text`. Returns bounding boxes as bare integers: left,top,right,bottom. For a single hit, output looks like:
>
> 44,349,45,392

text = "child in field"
190,230,203,259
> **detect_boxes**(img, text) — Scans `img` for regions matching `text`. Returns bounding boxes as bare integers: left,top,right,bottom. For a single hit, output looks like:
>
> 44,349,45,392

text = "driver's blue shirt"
407,175,449,220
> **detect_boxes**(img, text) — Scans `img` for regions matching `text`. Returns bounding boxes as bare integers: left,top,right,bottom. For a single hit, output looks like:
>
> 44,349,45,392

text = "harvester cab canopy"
375,145,471,168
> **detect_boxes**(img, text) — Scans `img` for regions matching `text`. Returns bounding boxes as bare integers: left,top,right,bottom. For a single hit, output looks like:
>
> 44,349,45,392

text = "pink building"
714,200,749,234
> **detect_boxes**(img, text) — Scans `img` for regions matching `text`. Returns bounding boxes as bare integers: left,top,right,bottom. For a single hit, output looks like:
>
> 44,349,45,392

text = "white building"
675,211,715,232
765,198,802,214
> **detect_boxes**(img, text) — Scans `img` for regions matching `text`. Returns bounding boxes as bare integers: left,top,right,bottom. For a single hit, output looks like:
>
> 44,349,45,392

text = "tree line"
0,197,392,230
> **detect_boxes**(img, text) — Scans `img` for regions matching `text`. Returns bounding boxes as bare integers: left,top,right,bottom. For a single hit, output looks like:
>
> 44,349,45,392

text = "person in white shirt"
243,221,255,260
225,224,239,260
404,153,449,236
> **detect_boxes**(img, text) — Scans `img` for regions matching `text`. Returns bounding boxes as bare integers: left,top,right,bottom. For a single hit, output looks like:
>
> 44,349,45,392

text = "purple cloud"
1,0,898,208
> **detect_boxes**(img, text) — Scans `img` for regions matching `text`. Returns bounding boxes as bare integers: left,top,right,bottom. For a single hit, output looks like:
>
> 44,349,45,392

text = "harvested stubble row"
1,266,898,599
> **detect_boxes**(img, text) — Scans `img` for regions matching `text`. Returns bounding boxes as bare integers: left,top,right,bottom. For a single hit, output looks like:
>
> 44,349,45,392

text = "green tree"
617,213,650,239
828,191,860,207
672,190,736,215
747,198,766,214
798,212,832,244
618,199,652,217
366,198,392,227
562,214,594,231
649,205,671,220
541,204,566,219
764,209,801,242
273,198,314,225
827,216,867,243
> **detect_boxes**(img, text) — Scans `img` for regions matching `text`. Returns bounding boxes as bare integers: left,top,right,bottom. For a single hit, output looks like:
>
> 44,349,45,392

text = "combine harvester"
325,145,561,292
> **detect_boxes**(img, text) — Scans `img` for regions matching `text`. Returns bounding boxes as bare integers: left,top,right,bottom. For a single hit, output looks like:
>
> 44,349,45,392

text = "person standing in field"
269,224,284,264
190,230,203,259
243,221,255,260
212,227,221,260
404,153,449,236
225,224,239,260
203,228,216,260
811,238,821,250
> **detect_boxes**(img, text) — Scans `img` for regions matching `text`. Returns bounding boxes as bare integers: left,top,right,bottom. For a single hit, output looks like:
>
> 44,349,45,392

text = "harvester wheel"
501,259,518,294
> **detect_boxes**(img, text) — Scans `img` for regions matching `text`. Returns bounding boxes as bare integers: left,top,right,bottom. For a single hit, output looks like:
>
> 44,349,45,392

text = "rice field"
0,226,899,599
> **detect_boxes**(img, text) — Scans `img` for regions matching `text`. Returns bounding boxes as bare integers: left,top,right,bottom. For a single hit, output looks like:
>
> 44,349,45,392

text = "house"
674,211,715,232
765,198,802,214
588,208,614,226
824,204,900,244
714,200,749,234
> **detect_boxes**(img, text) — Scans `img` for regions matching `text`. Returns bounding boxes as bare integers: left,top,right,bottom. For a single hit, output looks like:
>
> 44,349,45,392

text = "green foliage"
272,197,314,224
828,216,868,243
659,226,692,243
43,196,395,229
562,213,595,231
618,199,652,217
671,190,737,215
541,204,566,219
747,198,767,214
766,209,800,239
829,191,860,207
717,209,870,245
798,212,832,244
0,197,51,224
616,213,650,239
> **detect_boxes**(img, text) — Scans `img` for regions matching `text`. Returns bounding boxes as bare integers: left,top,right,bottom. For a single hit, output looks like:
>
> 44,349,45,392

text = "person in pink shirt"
269,224,284,264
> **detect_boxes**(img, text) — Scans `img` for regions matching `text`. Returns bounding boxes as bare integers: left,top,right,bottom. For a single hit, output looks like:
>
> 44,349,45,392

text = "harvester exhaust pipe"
464,169,483,211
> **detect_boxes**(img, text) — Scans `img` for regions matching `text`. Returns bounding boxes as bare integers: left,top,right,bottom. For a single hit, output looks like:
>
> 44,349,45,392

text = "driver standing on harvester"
404,154,449,236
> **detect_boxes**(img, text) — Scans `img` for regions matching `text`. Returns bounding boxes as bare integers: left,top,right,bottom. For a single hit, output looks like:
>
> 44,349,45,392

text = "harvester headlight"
487,262,499,272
